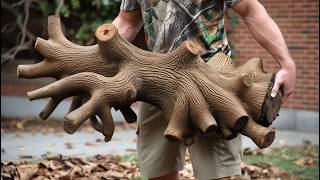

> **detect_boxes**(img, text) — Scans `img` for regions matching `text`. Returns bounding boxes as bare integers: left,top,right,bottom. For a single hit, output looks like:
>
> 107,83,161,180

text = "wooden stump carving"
17,15,283,148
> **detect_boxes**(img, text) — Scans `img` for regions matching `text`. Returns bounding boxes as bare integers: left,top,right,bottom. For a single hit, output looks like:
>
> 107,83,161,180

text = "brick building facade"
226,0,319,111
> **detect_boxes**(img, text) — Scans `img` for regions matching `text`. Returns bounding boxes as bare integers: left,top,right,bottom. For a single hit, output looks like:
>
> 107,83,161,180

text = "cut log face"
17,15,283,148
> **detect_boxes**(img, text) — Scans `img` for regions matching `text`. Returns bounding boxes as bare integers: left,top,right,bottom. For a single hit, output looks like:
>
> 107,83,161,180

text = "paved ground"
2,96,319,133
1,129,318,161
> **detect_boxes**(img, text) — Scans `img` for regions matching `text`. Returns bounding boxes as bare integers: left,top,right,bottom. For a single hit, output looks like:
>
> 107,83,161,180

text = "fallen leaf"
16,122,24,130
270,166,285,176
126,148,136,152
279,139,286,145
243,148,253,155
85,142,98,147
262,168,269,174
19,155,33,159
310,151,319,157
38,162,48,169
96,138,104,143
242,148,266,155
59,174,73,180
65,143,74,149
1,173,11,178
294,157,314,166
281,154,292,161
15,133,23,138
103,170,124,179
239,171,251,180
302,139,311,146
17,164,38,180
1,163,20,179
41,151,59,159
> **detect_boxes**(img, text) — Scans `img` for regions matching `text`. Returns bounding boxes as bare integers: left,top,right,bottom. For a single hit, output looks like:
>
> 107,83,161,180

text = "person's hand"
271,60,296,102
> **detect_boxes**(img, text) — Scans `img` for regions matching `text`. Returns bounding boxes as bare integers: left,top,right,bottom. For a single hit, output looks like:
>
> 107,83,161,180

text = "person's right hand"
271,60,296,102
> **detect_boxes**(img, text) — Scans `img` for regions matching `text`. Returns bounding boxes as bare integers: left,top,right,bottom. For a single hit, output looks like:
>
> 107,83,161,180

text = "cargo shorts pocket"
217,134,242,167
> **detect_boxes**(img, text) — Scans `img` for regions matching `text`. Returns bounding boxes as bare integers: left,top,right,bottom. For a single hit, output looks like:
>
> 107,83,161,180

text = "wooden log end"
260,74,283,127
48,15,61,28
259,128,275,148
204,124,218,134
39,111,48,120
95,24,117,42
63,118,77,134
164,129,183,142
17,65,27,78
241,118,276,148
34,37,47,51
104,136,112,142
27,90,39,101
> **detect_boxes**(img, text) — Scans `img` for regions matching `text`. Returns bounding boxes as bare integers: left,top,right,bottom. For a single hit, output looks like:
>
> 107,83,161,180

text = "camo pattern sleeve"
120,0,140,11
225,0,241,8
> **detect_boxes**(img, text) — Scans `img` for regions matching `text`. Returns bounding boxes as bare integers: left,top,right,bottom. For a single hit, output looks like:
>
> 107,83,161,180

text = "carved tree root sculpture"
17,16,136,125
17,15,282,148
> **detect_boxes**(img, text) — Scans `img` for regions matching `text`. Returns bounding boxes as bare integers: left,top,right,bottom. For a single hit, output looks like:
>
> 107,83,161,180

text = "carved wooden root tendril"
17,15,283,148
16,15,137,125
27,72,137,141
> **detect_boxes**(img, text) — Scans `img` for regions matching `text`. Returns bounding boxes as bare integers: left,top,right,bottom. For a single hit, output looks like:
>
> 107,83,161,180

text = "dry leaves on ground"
239,162,294,180
294,157,315,167
242,147,272,156
1,154,139,180
1,153,295,180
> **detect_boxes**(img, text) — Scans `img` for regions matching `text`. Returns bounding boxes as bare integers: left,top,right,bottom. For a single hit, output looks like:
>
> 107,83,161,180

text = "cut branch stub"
19,15,283,149
17,15,119,79
241,117,275,148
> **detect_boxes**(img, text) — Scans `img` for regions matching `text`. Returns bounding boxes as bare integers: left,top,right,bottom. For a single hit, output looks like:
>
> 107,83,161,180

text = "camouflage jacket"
121,0,240,61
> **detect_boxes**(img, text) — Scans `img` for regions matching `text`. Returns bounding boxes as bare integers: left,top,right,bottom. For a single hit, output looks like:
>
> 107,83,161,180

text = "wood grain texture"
17,16,283,148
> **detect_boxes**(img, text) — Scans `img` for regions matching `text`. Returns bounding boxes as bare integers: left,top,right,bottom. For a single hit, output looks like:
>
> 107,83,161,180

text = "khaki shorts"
137,102,242,179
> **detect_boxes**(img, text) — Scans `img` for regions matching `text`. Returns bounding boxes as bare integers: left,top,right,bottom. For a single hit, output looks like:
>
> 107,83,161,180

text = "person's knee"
149,171,179,180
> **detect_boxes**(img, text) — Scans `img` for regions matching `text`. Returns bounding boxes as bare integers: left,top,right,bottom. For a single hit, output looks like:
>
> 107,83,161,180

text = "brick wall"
226,0,319,111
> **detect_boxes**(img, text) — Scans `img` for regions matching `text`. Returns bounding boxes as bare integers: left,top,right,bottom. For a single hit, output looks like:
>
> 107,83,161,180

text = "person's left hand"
271,60,296,102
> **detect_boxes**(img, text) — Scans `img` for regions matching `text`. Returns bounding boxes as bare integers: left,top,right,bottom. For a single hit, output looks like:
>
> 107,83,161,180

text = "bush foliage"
1,0,121,61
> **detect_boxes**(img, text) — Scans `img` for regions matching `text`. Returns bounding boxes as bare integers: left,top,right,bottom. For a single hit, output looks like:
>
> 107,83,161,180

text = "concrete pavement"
1,129,318,161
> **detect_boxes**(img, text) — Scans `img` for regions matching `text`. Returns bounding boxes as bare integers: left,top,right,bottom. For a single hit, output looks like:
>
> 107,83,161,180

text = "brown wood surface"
17,16,283,148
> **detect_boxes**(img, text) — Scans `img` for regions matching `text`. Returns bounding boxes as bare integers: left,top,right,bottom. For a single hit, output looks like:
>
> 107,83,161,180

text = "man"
112,0,296,179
